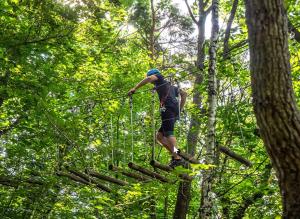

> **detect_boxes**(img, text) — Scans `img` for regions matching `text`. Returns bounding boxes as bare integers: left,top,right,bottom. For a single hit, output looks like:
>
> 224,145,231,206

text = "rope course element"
56,170,112,193
151,90,156,161
108,164,151,182
128,162,170,183
85,169,128,186
129,95,134,163
150,160,192,181
37,28,253,192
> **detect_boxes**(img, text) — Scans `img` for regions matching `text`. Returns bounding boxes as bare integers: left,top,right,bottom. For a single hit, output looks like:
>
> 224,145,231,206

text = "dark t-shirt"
154,74,179,112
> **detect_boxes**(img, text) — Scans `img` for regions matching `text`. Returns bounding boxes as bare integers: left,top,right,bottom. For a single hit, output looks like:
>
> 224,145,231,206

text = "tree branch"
184,0,198,25
223,0,239,59
204,5,212,16
11,28,75,48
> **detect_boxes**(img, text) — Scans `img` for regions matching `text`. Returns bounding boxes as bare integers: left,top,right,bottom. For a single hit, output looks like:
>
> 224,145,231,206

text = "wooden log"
57,171,112,193
150,160,193,181
219,146,252,167
128,162,170,183
109,165,150,182
0,176,44,187
68,169,112,193
177,150,200,164
150,160,173,172
57,171,89,185
86,169,128,186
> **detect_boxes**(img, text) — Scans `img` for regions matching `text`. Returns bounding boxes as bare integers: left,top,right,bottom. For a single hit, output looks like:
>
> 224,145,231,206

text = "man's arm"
179,89,187,111
128,75,158,96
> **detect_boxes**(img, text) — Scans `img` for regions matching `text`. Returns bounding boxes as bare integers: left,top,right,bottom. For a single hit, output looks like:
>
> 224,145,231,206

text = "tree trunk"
150,0,155,61
244,0,300,218
173,1,208,218
223,0,239,60
150,196,157,219
199,0,219,218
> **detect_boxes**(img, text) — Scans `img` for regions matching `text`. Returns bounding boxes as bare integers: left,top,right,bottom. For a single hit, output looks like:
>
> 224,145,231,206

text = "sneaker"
169,157,186,169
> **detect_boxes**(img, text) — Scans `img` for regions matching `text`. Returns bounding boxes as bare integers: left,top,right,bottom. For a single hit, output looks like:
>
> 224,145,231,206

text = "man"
128,69,187,168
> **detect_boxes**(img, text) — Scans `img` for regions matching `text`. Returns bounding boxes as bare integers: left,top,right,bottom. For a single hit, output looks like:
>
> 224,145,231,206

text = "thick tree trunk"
244,0,300,218
199,0,219,218
173,1,208,218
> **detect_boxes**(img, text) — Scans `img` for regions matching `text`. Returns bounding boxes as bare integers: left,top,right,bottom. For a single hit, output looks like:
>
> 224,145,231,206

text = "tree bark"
150,0,155,61
199,0,219,218
244,0,300,218
219,146,252,167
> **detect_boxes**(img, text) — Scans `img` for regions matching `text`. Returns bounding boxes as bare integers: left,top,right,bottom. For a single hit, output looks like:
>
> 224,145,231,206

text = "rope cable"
122,121,126,164
111,115,114,165
151,91,156,161
129,96,134,163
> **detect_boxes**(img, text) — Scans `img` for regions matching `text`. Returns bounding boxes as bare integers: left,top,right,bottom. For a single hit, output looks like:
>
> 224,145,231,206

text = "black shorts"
158,107,179,137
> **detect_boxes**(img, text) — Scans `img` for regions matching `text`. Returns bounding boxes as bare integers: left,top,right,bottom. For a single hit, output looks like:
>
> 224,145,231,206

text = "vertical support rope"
151,91,156,161
122,122,126,164
111,115,114,165
142,116,147,159
129,96,134,163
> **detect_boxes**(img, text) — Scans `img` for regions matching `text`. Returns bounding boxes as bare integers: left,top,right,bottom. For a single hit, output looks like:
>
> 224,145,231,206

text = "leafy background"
1,0,299,218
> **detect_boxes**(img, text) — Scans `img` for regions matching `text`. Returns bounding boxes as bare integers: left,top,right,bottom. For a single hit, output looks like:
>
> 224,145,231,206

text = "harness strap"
159,82,171,108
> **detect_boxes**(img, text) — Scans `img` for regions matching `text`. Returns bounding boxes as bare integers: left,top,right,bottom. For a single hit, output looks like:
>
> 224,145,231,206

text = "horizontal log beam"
177,150,200,164
150,160,193,181
109,165,150,182
0,175,44,187
150,160,173,172
57,171,89,184
219,146,252,167
86,169,128,186
68,169,112,193
128,162,170,183
57,171,112,193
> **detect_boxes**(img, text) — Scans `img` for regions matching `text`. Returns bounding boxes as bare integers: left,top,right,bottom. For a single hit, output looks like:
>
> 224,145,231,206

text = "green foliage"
0,0,291,218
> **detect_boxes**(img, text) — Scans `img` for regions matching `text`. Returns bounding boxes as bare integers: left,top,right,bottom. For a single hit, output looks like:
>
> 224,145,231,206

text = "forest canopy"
0,0,299,218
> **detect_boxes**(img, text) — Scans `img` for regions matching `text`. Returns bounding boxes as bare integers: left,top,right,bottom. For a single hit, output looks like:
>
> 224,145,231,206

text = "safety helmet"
146,68,160,76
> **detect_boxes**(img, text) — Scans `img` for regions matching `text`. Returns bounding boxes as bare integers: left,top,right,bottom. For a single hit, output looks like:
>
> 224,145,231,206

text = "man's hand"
127,88,136,96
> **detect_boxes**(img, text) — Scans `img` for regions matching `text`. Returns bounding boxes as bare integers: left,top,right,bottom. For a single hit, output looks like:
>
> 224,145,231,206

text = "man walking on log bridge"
128,69,187,168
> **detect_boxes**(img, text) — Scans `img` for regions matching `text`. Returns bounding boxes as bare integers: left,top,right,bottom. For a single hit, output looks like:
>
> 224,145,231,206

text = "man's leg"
156,132,181,159
165,135,181,159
